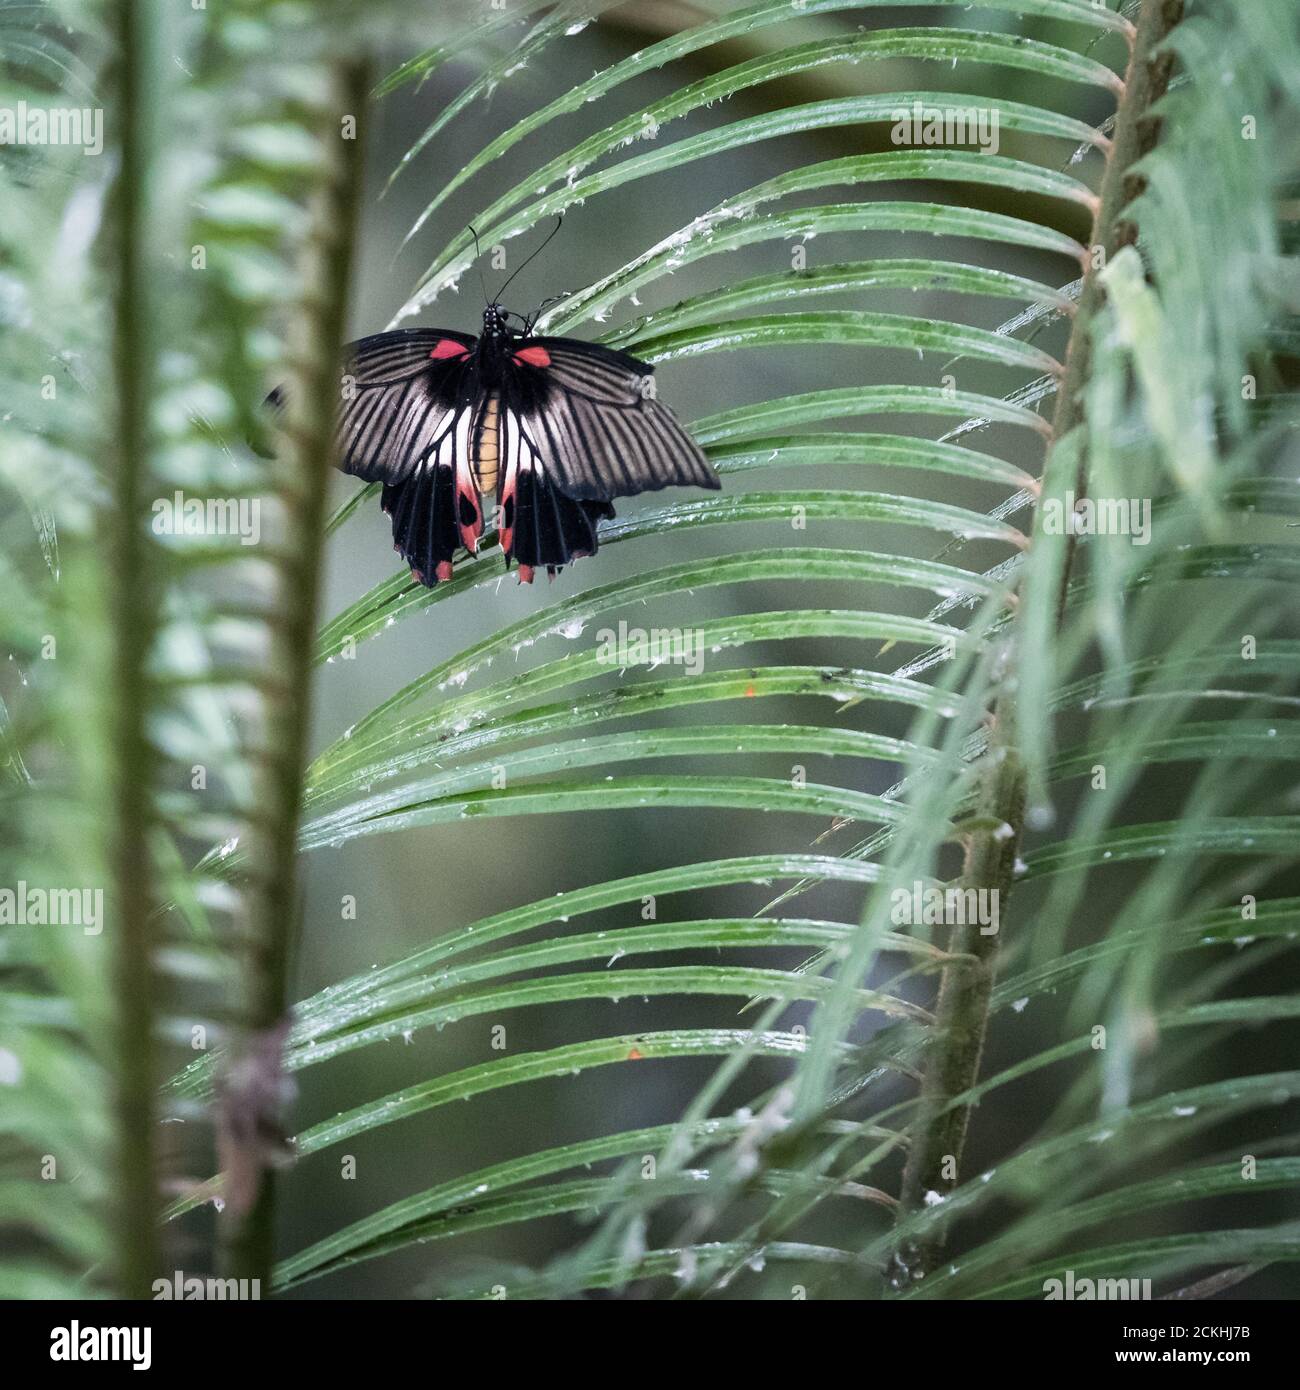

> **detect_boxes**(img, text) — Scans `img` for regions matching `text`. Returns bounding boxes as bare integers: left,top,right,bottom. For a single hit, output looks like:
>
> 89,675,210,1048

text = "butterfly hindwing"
504,337,721,503
496,407,613,578
380,421,462,585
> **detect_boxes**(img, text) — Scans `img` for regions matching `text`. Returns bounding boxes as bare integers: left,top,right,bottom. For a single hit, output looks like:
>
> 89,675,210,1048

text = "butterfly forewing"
509,337,721,503
337,329,475,484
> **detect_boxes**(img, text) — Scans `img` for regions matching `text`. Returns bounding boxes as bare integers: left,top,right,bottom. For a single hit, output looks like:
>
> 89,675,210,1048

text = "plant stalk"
1054,0,1185,613
106,0,164,1300
887,0,1185,1290
218,57,369,1288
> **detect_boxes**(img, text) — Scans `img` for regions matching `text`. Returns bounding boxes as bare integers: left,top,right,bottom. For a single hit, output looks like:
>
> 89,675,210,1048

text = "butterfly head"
482,303,512,339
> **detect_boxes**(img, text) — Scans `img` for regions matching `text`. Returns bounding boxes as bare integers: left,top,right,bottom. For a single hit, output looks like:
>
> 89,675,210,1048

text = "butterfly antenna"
493,214,564,304
468,224,489,305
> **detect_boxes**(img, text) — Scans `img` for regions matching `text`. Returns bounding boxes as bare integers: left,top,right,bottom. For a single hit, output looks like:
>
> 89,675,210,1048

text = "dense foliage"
2,0,1297,1299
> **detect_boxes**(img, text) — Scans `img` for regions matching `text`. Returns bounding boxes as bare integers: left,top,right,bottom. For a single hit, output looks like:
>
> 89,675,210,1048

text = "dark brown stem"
887,0,1186,1290
1054,0,1184,617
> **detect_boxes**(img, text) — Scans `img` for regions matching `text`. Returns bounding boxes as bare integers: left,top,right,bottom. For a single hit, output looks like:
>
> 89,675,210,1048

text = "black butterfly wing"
381,458,460,586
336,328,477,485
330,328,491,582
280,328,715,586
495,405,614,581
506,337,720,503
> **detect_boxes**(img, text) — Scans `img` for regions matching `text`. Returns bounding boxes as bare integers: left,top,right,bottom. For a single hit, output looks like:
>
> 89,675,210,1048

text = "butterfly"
336,307,719,586
274,223,719,584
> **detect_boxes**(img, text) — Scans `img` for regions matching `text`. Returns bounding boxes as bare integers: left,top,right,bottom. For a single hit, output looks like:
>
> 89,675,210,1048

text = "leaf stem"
106,0,164,1300
218,57,369,1288
1053,0,1184,614
887,0,1186,1290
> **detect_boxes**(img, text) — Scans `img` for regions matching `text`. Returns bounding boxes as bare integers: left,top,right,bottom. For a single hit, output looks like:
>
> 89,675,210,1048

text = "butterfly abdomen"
473,394,501,496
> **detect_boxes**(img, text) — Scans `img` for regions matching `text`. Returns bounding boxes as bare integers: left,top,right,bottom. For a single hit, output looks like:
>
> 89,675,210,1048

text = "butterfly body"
473,393,501,496
334,302,719,586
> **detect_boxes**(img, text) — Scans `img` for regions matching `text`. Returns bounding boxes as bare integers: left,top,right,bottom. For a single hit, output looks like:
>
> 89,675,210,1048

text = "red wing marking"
430,338,471,360
513,346,552,368
451,412,483,552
